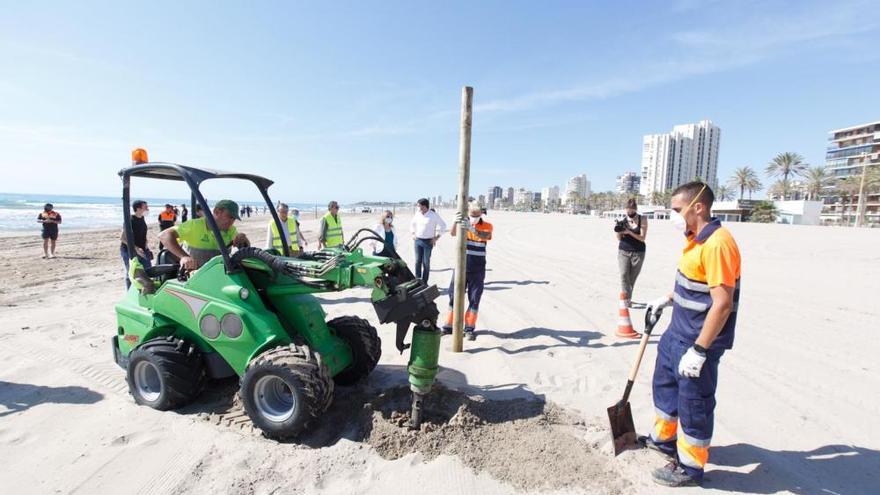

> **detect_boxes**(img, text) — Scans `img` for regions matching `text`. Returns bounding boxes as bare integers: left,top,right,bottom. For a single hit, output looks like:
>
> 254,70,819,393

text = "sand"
1,209,878,495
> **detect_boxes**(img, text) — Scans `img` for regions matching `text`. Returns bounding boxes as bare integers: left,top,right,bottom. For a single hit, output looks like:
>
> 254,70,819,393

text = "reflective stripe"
655,408,677,422
653,418,678,443
681,431,711,448
466,240,486,247
673,292,709,312
677,436,710,469
676,271,710,293
466,250,487,256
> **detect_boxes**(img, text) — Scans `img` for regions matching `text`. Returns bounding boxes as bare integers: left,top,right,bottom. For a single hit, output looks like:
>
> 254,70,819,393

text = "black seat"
144,264,179,278
157,249,180,265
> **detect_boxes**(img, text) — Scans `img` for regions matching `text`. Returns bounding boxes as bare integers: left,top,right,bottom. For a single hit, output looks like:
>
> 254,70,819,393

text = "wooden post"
452,86,473,353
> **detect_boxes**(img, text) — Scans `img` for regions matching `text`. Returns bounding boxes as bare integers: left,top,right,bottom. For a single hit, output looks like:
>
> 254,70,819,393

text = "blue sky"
1,1,878,203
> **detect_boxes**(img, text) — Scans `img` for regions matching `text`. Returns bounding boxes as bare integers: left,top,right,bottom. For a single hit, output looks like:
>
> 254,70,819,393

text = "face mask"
384,217,393,225
469,215,481,224
627,211,636,218
293,214,299,220
671,184,707,233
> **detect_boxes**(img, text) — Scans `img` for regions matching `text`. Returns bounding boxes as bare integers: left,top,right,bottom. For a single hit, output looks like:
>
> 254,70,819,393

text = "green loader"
113,162,442,438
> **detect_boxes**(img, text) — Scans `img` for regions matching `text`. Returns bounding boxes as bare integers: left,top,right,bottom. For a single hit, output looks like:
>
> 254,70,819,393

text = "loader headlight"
221,313,243,338
200,314,220,339
239,288,249,300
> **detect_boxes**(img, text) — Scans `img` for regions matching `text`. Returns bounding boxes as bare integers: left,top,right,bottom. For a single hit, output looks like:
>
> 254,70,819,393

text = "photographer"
616,198,648,308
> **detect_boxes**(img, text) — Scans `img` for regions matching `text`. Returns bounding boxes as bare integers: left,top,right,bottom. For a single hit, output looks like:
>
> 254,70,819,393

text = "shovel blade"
607,400,637,456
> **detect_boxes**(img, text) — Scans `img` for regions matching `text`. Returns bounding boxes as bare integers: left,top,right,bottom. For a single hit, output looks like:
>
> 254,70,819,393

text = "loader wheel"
126,336,205,410
328,316,381,386
240,344,334,439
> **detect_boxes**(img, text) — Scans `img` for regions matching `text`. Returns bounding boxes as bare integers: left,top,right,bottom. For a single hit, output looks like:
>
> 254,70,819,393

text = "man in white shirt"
409,198,447,283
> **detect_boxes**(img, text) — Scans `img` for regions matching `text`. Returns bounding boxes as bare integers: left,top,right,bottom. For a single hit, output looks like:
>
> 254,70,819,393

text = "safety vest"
269,217,300,252
668,219,741,350
159,211,176,222
322,213,343,247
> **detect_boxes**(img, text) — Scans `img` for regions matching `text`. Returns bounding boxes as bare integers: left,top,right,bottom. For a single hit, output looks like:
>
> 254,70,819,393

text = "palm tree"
768,179,788,200
649,191,664,206
716,185,734,201
836,177,861,225
766,152,808,200
804,166,829,201
729,166,760,200
747,176,763,199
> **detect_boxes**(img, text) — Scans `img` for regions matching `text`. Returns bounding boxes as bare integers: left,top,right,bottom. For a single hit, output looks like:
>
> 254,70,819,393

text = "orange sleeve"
703,235,740,288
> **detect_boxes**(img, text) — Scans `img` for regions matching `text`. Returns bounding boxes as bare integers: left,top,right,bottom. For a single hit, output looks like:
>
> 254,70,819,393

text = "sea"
0,192,320,235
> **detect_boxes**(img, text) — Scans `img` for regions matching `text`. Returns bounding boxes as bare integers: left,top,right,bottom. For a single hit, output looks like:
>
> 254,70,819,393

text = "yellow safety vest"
322,213,343,248
269,217,300,252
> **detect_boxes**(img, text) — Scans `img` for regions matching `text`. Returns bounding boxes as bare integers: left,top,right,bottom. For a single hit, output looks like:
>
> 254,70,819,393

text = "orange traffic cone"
615,291,640,339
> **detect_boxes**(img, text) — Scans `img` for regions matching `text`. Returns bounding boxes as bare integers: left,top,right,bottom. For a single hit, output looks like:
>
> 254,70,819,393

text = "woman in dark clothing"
617,198,648,307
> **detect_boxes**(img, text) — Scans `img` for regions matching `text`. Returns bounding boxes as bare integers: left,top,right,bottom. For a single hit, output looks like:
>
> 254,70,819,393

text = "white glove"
646,295,671,316
678,347,707,378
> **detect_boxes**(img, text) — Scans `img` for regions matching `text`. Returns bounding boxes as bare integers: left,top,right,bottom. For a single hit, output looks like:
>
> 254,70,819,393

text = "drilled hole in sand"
362,387,628,493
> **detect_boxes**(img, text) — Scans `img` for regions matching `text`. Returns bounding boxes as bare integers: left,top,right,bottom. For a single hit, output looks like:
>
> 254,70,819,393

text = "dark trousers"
414,238,434,283
444,265,486,332
650,332,724,481
121,245,152,289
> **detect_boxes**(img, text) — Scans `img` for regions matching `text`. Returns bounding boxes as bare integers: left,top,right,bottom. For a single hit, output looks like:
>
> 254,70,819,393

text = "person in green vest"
265,203,306,253
159,199,250,271
319,200,344,249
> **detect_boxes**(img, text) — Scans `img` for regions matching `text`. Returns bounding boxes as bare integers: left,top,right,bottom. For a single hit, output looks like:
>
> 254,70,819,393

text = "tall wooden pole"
452,86,473,352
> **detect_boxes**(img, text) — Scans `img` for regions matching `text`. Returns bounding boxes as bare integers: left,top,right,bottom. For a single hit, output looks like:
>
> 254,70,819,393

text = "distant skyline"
1,1,879,203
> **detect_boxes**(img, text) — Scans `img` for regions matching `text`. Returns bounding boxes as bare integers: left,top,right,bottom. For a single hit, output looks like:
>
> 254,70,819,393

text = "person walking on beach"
180,204,188,223
370,210,398,256
318,201,344,249
159,199,250,271
121,200,153,289
410,198,446,283
37,203,61,259
641,182,741,487
442,202,492,341
158,204,177,250
265,203,305,254
617,198,648,308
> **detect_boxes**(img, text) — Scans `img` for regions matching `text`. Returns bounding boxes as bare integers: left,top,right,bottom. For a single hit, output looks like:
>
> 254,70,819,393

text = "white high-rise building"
640,120,721,196
616,172,641,195
541,186,560,206
565,174,591,202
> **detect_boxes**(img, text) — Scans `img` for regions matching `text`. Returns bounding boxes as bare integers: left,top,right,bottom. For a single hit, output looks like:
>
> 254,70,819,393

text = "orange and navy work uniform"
650,218,741,482
444,219,493,332
38,210,62,240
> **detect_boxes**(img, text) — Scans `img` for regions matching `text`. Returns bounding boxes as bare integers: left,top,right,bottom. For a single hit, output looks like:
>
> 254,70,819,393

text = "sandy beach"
1,210,878,494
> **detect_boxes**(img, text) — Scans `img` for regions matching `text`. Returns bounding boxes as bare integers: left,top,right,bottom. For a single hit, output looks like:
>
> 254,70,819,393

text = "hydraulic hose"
230,247,334,289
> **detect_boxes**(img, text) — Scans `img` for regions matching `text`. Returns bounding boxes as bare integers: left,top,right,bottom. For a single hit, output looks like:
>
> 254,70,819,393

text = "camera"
613,218,628,233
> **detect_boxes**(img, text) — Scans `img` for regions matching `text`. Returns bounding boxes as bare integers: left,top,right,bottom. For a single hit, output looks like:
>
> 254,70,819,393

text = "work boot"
441,326,452,336
638,435,675,462
652,461,700,487
465,331,476,341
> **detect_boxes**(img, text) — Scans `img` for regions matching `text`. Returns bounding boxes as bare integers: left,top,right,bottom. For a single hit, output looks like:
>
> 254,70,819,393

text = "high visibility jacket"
159,211,176,223
322,213,343,248
464,219,492,270
269,217,300,252
668,218,741,350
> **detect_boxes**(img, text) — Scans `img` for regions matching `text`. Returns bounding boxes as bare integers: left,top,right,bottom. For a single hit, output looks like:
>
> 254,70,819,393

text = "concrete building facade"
821,120,880,226
616,171,641,195
640,120,721,196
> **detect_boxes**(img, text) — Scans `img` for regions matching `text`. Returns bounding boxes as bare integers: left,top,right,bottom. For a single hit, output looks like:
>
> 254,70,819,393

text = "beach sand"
1,210,878,494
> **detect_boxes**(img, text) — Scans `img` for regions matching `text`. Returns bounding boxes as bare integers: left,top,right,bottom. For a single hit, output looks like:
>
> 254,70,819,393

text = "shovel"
607,308,662,456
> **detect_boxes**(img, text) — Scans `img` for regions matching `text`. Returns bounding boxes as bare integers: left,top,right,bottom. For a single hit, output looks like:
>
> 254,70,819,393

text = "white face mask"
670,210,687,232
469,215,481,224
384,217,393,225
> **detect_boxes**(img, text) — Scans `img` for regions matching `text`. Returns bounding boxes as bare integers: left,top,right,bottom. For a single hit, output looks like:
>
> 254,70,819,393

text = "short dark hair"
132,200,147,212
672,181,714,210
626,198,638,209
328,201,339,209
417,198,429,208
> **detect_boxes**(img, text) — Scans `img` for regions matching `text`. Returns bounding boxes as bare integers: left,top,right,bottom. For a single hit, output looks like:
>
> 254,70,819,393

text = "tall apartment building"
541,186,560,206
822,120,880,225
565,174,591,201
616,171,641,195
487,186,503,209
506,187,515,203
640,120,720,196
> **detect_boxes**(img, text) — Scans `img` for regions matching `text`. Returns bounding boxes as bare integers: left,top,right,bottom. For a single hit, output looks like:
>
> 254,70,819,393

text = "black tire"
240,344,334,439
327,316,382,386
126,336,205,410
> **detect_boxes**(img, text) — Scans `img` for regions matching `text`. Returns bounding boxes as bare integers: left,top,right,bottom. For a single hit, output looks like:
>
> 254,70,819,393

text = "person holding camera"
616,198,648,308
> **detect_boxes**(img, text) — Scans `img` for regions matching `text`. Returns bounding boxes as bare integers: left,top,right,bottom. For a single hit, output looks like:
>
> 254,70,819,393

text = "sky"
1,0,879,203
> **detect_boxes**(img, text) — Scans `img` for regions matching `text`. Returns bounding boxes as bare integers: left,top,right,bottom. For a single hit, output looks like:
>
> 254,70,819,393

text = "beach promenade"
0,211,877,494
